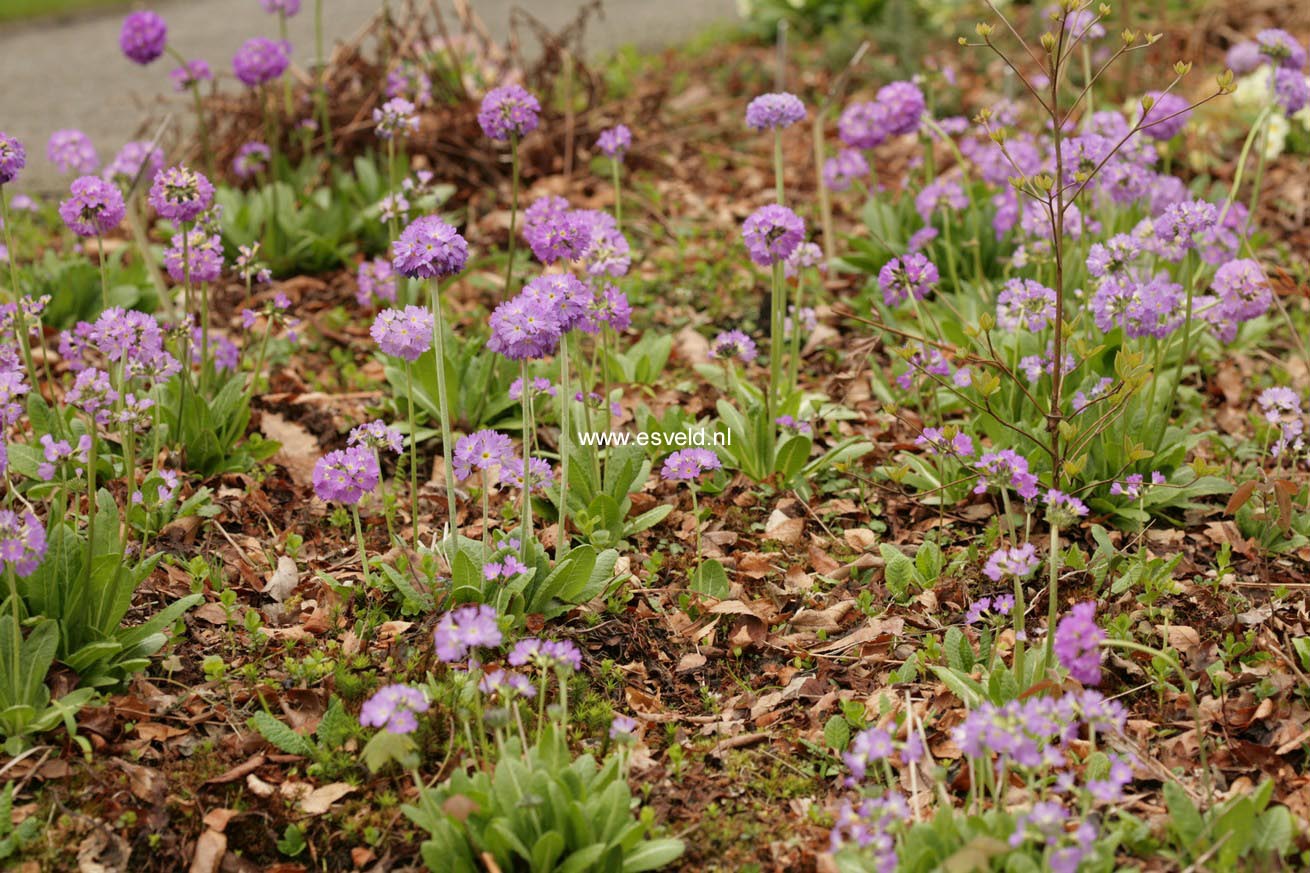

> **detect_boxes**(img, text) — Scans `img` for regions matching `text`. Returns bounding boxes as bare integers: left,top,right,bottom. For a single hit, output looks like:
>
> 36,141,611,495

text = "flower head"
348,420,404,455
371,306,434,362
0,510,46,578
232,37,290,87
1139,91,1192,141
59,176,126,237
522,274,593,332
231,142,271,179
170,58,213,92
453,429,516,483
487,293,562,361
1257,29,1308,71
1054,601,1105,685
741,204,805,267
0,134,25,185
47,130,98,175
661,448,721,481
312,445,381,504
524,210,591,265
878,253,939,306
356,257,397,307
709,329,758,363
997,278,1057,332
374,98,419,140
359,684,428,734
149,165,214,222
745,92,806,131
596,124,632,159
974,449,1040,500
984,544,1041,582
163,230,224,283
120,11,168,65
259,0,302,14
822,148,869,192
433,604,502,662
477,85,541,142
509,638,583,672
392,215,469,279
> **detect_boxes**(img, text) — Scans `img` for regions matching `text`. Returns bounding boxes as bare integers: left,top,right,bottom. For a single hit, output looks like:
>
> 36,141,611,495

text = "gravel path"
0,0,737,191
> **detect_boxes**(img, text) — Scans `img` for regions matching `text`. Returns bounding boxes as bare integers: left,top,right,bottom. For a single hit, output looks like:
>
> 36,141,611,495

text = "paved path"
0,0,737,191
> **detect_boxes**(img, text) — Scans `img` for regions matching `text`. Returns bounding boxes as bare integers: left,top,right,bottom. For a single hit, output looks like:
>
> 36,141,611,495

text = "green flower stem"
4,566,20,699
351,504,372,589
1043,520,1060,667
190,85,214,180
768,261,786,413
83,426,98,589
519,359,534,566
95,234,110,311
691,487,702,583
773,129,785,205
278,12,294,119
556,335,572,561
430,280,458,552
404,360,421,549
314,0,332,152
813,111,835,264
611,158,623,233
504,135,521,295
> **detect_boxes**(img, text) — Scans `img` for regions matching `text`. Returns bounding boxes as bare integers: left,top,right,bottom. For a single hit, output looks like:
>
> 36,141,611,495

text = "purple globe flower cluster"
0,133,25,185
59,176,126,238
170,59,213,93
311,445,381,505
434,604,502,662
509,637,583,672
0,509,46,578
452,429,516,484
103,140,164,185
119,11,168,66
232,37,291,88
487,273,597,361
1256,387,1306,461
996,278,1057,332
355,257,397,307
744,92,807,131
965,593,1015,624
391,215,469,279
914,427,973,458
838,81,926,150
741,204,805,267
596,124,632,160
359,684,428,734
477,85,541,143
148,165,214,223
660,448,721,481
878,253,939,307
1054,601,1106,685
163,229,224,284
973,449,1040,501
374,98,419,140
232,142,272,179
371,306,434,362
348,420,404,455
709,329,758,364
983,543,1040,582
47,130,99,175
823,149,869,193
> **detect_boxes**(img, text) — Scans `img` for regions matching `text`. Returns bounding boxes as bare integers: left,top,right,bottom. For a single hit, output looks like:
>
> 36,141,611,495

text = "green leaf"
250,711,315,757
1163,781,1205,847
823,715,851,752
621,838,685,872
690,560,729,599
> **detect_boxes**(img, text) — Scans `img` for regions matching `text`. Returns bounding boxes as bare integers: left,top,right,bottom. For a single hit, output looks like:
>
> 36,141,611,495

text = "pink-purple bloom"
1139,91,1192,140
997,278,1057,332
232,38,291,88
509,638,583,671
741,204,805,267
149,165,214,223
312,445,381,505
232,142,271,179
0,510,46,578
119,11,168,65
163,230,224,283
170,59,213,92
1054,602,1105,685
745,92,807,131
59,176,126,237
477,85,541,142
371,306,434,362
487,293,562,360
0,134,25,185
878,253,939,307
47,130,98,175
709,330,758,363
356,258,398,307
433,604,502,662
453,429,516,483
392,215,469,279
661,448,721,481
359,684,428,734
597,124,632,159
984,543,1041,582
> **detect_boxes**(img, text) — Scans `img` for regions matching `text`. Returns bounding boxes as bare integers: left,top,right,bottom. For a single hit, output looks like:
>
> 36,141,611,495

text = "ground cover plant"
1,0,1309,869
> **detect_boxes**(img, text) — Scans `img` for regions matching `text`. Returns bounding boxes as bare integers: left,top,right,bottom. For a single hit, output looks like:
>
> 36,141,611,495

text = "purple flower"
525,210,591,265
59,176,126,237
477,85,541,142
596,124,632,159
1054,601,1105,685
356,257,397,307
1045,488,1090,524
823,149,869,192
709,330,758,363
0,134,25,185
878,253,939,307
590,285,632,332
1257,29,1308,71
232,38,290,88
660,448,721,481
371,306,434,362
745,92,806,131
838,101,889,149
392,215,469,279
1110,472,1165,499
915,427,973,457
984,544,1040,582
259,0,302,14
479,668,536,698
1226,41,1262,75
66,368,118,425
522,274,593,332
47,130,98,175
149,165,214,223
1139,91,1191,140
453,429,516,483
741,204,805,267
784,244,823,280
231,142,271,179
170,59,213,92
163,230,224,283
0,510,46,578
610,714,638,740
997,278,1057,332
103,140,164,186
359,684,428,734
487,293,562,361
915,179,967,222
374,98,419,140
576,210,631,278
509,456,555,492
387,62,432,106
433,604,502,662
1274,68,1309,114
1199,258,1271,342
974,449,1039,500
508,638,582,671
349,420,404,455
907,226,939,253
842,726,895,782
508,377,555,401
878,80,926,136
120,11,167,65
312,445,381,504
